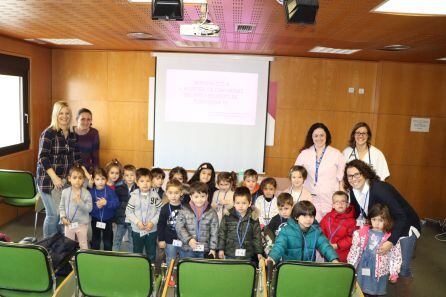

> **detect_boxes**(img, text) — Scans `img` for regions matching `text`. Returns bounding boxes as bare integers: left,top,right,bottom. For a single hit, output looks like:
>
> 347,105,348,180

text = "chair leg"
34,211,39,239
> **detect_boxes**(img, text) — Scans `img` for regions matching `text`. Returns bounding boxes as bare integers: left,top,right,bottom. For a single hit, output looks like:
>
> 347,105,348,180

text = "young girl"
169,166,190,204
105,159,123,190
211,171,236,222
286,165,312,205
60,165,93,249
90,168,119,250
347,204,402,297
254,177,279,228
188,163,216,203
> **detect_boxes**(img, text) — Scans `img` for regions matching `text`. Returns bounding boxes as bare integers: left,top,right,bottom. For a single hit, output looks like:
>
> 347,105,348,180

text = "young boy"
266,192,294,239
126,168,162,261
243,169,263,204
217,187,263,261
320,191,356,262
112,164,138,252
175,181,219,259
157,179,183,265
151,167,166,199
268,200,339,264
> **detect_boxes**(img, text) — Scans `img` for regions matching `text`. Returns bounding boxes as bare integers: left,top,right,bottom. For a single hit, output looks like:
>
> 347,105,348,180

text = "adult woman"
344,159,420,296
74,108,99,172
343,122,390,180
36,101,83,238
295,123,345,221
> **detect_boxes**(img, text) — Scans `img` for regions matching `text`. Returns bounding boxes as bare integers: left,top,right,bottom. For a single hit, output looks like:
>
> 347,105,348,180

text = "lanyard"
67,188,80,222
95,187,107,222
263,197,273,222
290,187,303,202
314,145,327,186
350,146,371,165
140,192,151,225
328,217,344,241
191,204,204,242
359,191,370,218
237,216,251,248
301,229,317,261
216,190,228,207
196,219,201,242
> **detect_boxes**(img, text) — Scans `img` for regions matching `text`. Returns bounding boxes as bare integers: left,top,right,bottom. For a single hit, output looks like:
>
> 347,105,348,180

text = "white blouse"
343,145,390,181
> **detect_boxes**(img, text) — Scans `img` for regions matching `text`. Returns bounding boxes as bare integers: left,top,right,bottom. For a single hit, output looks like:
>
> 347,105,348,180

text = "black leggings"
91,218,114,250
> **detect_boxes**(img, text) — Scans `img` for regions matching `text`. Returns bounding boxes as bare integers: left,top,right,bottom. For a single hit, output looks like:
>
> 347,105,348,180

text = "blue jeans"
179,249,204,259
165,243,181,265
39,191,59,238
399,233,417,277
113,223,133,252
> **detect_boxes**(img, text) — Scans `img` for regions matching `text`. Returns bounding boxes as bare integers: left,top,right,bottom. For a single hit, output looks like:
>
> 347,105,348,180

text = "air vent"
378,44,410,51
174,40,220,48
236,24,256,33
127,32,160,40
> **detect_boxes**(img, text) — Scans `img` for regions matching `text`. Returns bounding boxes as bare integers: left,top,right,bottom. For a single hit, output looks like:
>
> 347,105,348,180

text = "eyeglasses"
347,172,362,180
355,132,368,137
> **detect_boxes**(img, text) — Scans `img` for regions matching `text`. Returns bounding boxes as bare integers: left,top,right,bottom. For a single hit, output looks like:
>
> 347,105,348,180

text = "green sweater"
269,218,338,263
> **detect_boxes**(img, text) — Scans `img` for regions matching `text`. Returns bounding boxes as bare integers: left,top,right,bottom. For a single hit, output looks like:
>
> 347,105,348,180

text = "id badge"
140,230,148,237
235,249,246,257
361,268,371,276
356,219,364,227
96,222,106,229
193,244,204,252
69,222,79,230
172,239,183,247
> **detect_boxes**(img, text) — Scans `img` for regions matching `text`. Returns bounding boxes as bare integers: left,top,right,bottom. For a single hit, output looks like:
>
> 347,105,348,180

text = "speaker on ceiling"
284,0,319,25
152,0,184,21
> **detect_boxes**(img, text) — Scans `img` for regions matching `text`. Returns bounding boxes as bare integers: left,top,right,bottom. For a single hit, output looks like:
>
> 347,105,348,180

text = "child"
243,169,262,204
112,164,138,252
126,168,163,261
105,159,123,190
175,181,219,259
285,165,312,204
157,179,183,265
188,163,217,203
60,165,93,249
169,166,188,184
266,192,294,239
347,204,402,297
90,168,119,250
151,167,166,198
268,200,339,264
320,191,356,262
217,186,263,261
211,171,236,222
254,177,279,228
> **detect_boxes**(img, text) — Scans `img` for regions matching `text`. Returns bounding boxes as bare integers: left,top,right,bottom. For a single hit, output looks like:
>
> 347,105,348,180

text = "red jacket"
319,205,357,262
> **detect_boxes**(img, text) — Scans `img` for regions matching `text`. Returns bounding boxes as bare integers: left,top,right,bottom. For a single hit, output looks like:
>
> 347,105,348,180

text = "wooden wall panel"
0,35,52,226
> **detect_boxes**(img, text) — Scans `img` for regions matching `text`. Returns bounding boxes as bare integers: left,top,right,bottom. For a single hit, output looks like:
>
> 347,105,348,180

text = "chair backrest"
75,250,153,297
177,259,257,297
274,261,355,297
0,242,54,293
0,169,36,199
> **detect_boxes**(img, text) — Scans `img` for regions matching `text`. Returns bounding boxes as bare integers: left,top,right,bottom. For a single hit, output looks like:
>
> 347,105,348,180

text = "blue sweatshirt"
89,185,119,221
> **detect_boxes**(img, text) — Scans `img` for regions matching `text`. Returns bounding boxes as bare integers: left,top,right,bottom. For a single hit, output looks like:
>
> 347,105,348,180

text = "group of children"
59,161,402,296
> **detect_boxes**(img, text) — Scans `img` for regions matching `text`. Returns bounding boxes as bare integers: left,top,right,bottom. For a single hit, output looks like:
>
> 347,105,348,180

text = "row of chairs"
0,241,362,297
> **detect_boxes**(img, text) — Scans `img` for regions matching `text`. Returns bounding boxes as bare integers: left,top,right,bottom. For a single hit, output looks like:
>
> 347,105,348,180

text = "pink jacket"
347,225,402,280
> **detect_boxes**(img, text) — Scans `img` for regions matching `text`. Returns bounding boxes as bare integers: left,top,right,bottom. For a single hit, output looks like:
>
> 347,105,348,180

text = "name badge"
356,218,364,227
193,244,204,252
69,222,79,230
172,239,183,247
235,249,246,257
140,230,148,237
361,268,371,276
96,222,106,229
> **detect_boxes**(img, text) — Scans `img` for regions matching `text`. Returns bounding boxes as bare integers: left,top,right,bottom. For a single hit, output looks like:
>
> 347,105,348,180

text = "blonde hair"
50,101,72,130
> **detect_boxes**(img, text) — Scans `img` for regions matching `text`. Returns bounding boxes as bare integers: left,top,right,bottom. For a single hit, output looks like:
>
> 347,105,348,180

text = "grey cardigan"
59,187,93,225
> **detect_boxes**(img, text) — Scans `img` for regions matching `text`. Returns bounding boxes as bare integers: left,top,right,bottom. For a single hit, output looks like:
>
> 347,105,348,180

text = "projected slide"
165,69,258,125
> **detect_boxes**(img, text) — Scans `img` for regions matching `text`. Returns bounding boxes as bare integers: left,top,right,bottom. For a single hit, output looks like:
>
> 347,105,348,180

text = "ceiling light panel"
372,0,446,16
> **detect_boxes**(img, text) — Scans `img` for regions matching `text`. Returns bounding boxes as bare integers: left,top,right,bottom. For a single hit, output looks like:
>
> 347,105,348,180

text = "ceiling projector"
180,22,220,38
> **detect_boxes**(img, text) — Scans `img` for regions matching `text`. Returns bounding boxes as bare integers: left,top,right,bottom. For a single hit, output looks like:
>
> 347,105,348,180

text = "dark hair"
301,122,332,151
277,192,293,207
189,181,209,195
367,203,393,232
68,164,85,178
151,168,166,179
188,162,216,188
123,164,136,172
292,200,316,218
260,177,277,190
166,179,183,191
76,108,92,120
169,166,188,183
332,191,349,202
243,169,258,180
105,159,123,180
343,159,380,190
92,167,107,179
217,171,237,190
136,168,152,181
233,186,252,202
288,165,308,180
348,122,372,148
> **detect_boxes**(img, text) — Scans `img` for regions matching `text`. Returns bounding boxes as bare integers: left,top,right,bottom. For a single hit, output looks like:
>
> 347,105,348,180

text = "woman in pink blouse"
295,123,345,221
